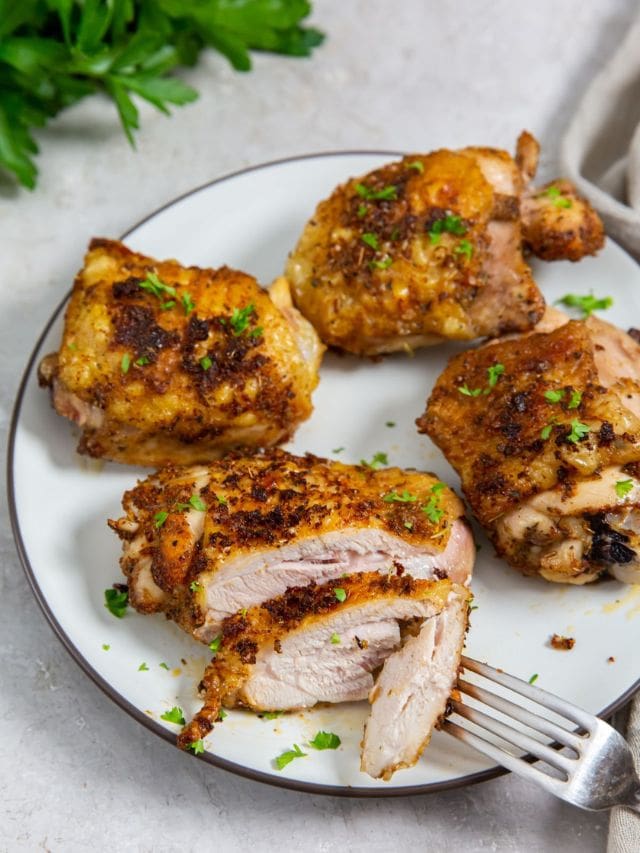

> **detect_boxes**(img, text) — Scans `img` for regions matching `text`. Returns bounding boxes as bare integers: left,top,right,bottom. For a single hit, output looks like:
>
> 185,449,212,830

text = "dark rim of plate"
7,150,640,798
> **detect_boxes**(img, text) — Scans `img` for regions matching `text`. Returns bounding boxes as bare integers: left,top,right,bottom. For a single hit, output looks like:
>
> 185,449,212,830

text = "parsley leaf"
161,706,186,725
385,421,396,428
355,183,397,201
262,710,284,720
428,213,467,243
188,740,205,755
209,636,222,654
138,662,149,671
102,644,110,651
330,632,341,644
189,581,202,593
616,479,634,499
308,731,341,750
139,272,176,300
540,423,554,440
487,363,505,388
200,355,212,370
181,292,196,315
275,743,306,770
408,160,424,173
360,452,388,470
189,495,206,512
528,673,539,685
543,185,572,208
154,510,168,528
121,353,131,374
229,304,256,335
568,390,582,410
556,293,613,317
361,232,379,250
544,389,565,403
422,498,444,524
383,489,417,503
369,256,393,270
566,419,590,443
454,239,473,260
334,588,347,603
458,384,482,397
104,587,128,618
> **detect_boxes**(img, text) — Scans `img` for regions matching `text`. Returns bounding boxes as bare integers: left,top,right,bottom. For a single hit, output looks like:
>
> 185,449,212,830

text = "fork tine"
450,698,574,774
457,678,583,750
460,656,594,729
443,719,567,796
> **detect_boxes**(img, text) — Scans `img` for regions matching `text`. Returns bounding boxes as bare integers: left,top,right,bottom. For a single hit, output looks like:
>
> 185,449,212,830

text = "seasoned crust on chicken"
286,132,606,356
175,572,468,768
286,141,545,355
38,239,323,466
109,449,474,640
419,318,640,583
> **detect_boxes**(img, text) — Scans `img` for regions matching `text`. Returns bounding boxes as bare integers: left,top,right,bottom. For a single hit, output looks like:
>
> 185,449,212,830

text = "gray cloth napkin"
560,14,640,258
560,17,640,849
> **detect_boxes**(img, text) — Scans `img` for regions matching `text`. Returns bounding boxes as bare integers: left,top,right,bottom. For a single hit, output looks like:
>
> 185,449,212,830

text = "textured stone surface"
1,1,635,849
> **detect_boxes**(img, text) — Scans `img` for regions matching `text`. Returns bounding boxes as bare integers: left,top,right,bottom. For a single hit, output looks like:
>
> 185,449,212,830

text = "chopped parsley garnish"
67,342,78,351
540,423,554,440
135,356,150,366
189,495,206,512
159,662,170,670
383,489,418,503
361,232,379,250
262,710,284,720
360,451,388,469
308,731,341,750
428,213,467,244
332,446,345,454
369,256,393,270
161,300,176,310
249,326,263,339
408,160,424,173
355,183,397,201
390,227,401,241
102,644,110,651
568,390,582,410
616,479,634,499
209,636,222,654
454,239,473,260
218,709,228,720
138,662,149,671
104,588,128,618
330,633,341,645
431,482,446,493
181,292,196,315
403,521,414,531
544,389,565,403
357,203,368,218
139,272,176,300
161,706,186,725
275,743,306,770
385,421,396,427
120,353,131,374
422,498,444,524
528,673,539,685
566,419,590,443
154,510,168,529
216,494,228,506
458,384,482,397
200,355,212,370
487,363,505,388
334,588,347,603
544,185,572,208
239,608,248,617
189,581,202,593
188,740,205,755
556,292,613,317
229,303,256,335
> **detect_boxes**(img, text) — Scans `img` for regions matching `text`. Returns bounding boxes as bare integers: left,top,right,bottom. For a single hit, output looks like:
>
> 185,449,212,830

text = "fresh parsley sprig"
0,1,324,189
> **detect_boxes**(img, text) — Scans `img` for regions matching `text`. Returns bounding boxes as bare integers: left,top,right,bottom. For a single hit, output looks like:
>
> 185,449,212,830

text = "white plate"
9,152,640,796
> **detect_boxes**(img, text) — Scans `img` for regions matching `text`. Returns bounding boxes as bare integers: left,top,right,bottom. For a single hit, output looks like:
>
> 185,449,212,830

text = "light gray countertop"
1,2,636,850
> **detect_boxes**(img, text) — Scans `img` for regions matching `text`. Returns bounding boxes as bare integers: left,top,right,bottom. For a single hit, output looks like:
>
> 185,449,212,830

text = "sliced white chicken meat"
110,449,474,642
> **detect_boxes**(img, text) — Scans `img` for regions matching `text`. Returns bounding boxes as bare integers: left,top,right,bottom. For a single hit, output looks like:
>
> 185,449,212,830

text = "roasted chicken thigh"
175,572,469,781
285,133,603,356
419,313,640,584
38,239,323,466
109,449,474,642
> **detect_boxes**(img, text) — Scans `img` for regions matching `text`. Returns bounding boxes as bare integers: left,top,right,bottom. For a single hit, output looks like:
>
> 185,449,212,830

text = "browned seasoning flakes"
550,633,575,651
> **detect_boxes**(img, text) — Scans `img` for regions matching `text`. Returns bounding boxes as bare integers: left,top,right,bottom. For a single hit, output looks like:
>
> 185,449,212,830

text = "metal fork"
443,655,640,812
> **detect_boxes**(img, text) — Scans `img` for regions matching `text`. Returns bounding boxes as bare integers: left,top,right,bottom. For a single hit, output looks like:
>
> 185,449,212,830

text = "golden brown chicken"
175,571,469,781
109,449,474,642
285,132,604,356
38,239,324,466
418,313,640,584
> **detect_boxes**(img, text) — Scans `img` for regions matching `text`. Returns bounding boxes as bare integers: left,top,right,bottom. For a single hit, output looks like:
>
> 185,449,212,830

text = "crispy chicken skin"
109,449,474,641
419,318,640,583
38,239,323,466
285,132,603,356
176,572,469,779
